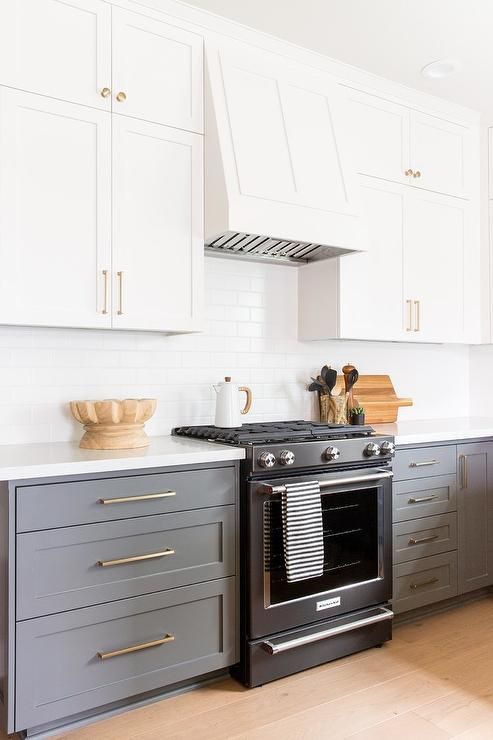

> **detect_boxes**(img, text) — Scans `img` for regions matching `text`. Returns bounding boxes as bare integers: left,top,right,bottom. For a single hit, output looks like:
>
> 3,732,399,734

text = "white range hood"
204,36,364,265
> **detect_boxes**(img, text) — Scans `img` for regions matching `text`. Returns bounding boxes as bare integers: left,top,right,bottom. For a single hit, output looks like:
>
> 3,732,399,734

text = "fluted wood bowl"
70,398,157,450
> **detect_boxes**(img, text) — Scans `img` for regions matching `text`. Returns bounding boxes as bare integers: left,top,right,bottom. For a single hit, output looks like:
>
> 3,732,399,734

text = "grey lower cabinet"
392,440,493,614
457,442,493,593
1,461,240,736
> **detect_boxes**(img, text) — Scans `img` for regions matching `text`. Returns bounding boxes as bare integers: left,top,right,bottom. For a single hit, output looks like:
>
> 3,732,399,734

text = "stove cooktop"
173,420,375,446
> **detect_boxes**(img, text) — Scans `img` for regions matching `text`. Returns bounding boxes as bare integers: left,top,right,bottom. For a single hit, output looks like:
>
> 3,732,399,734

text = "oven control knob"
279,449,295,466
258,452,276,469
380,440,396,457
324,445,340,461
365,442,381,457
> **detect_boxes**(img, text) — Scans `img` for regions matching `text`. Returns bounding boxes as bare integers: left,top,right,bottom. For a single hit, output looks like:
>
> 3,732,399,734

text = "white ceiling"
184,0,493,117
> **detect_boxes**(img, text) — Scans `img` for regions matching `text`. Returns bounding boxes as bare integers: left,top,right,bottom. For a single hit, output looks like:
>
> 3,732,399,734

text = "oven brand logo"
316,597,341,611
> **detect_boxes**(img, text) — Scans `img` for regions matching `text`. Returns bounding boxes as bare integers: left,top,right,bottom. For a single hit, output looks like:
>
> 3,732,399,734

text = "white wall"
0,257,469,445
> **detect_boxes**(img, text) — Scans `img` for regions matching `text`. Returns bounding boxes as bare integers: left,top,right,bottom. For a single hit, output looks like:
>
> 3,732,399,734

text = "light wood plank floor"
16,597,493,739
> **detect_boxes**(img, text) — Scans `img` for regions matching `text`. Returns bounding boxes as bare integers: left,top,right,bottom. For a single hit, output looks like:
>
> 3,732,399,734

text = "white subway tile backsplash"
0,257,471,445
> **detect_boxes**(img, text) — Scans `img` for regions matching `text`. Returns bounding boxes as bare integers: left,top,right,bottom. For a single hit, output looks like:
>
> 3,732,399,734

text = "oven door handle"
258,469,393,495
261,607,394,655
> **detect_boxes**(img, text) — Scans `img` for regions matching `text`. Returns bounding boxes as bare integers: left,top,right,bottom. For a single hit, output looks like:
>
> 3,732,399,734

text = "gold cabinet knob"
116,91,127,102
413,170,422,178
404,169,413,177
100,87,111,98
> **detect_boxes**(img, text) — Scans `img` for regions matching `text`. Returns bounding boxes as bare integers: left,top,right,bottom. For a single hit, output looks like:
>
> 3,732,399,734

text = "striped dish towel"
282,480,324,582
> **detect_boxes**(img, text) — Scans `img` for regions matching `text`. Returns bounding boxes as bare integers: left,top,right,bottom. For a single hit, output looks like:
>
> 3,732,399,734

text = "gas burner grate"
173,420,375,445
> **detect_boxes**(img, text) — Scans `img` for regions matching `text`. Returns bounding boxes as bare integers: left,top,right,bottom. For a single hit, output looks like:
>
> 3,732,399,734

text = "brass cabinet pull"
408,534,439,546
408,494,438,504
409,460,439,468
414,300,420,332
116,91,127,102
98,634,174,661
97,548,175,568
117,271,124,315
406,299,413,331
404,169,413,176
102,269,109,315
99,491,176,505
410,577,439,591
413,170,422,178
100,87,111,98
459,454,468,489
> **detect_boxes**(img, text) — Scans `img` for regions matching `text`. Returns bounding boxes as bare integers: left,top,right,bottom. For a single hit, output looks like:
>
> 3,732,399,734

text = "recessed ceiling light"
421,59,461,79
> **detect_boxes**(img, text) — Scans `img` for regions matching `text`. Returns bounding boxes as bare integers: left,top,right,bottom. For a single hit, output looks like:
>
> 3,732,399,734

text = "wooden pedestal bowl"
70,398,157,450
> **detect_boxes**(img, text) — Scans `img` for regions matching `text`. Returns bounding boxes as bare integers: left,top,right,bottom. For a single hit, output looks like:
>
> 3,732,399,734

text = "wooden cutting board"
333,374,413,424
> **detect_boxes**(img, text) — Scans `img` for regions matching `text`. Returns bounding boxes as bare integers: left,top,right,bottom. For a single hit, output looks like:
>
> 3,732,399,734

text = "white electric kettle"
213,377,252,428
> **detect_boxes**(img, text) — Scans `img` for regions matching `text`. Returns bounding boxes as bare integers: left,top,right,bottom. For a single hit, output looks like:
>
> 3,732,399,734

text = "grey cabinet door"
17,466,236,531
393,513,457,564
15,578,236,731
393,475,457,522
17,506,236,619
393,445,456,481
457,441,493,593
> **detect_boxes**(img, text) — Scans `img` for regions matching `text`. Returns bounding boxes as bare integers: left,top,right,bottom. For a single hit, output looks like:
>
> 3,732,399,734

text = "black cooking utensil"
325,367,337,395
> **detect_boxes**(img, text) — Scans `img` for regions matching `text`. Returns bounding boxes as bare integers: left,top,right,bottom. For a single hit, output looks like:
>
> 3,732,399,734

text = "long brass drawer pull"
102,269,109,314
409,577,439,591
98,634,175,661
409,460,439,468
117,270,124,315
99,491,176,505
408,535,439,546
459,454,468,489
408,494,438,504
97,548,175,568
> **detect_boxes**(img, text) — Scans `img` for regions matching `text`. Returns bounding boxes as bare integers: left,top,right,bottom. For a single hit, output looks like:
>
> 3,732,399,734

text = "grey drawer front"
17,506,235,619
393,513,457,564
17,467,236,531
393,446,456,481
393,475,457,522
393,552,457,614
15,578,236,730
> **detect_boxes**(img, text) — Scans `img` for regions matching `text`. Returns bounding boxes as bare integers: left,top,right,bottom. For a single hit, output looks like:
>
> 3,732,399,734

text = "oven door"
247,466,392,639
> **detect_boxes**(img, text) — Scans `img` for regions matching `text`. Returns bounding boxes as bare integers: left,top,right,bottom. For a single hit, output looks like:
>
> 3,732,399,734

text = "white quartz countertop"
373,417,493,446
0,435,245,482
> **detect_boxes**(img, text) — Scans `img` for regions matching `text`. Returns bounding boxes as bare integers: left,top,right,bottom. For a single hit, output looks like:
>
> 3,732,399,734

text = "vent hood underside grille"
205,231,352,266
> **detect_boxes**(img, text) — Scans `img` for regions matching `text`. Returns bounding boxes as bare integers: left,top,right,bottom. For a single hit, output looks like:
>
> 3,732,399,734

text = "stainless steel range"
173,421,394,687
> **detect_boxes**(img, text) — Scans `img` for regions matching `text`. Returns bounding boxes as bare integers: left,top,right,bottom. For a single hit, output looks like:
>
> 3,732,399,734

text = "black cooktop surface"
173,420,375,445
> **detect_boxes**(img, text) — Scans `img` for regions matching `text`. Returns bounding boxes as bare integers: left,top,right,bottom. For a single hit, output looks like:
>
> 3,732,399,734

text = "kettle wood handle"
239,386,252,415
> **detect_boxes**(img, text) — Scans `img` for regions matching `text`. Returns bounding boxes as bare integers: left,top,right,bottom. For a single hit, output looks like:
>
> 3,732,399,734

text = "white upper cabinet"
0,0,111,110
338,180,407,342
344,88,410,185
299,177,478,344
403,190,466,343
0,88,112,328
409,111,472,199
112,116,203,332
343,86,474,199
112,8,203,133
206,38,362,252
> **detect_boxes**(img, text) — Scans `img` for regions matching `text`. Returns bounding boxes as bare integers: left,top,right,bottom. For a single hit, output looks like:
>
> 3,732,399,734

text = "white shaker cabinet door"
339,179,408,342
404,190,465,343
0,0,111,110
0,88,112,328
343,87,411,185
410,111,472,198
112,115,203,333
112,8,203,133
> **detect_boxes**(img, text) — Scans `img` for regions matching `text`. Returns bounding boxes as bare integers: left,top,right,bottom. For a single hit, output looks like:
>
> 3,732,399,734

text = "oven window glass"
264,486,379,606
